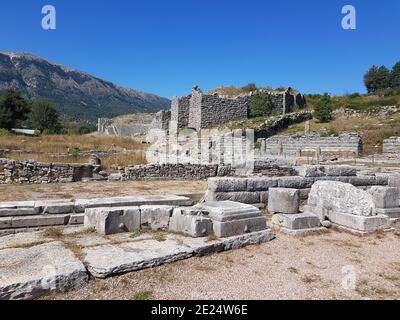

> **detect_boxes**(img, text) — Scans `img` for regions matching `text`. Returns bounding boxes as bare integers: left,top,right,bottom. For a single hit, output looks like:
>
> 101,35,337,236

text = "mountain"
0,51,170,122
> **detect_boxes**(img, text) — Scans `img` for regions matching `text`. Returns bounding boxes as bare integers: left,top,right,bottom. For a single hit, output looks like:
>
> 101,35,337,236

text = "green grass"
131,291,154,300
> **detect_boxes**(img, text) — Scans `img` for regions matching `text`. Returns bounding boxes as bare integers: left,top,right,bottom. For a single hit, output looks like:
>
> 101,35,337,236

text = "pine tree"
314,93,332,123
0,89,30,129
390,61,400,88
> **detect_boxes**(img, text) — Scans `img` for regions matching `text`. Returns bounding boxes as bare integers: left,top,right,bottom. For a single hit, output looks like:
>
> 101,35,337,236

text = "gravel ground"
43,225,400,300
0,180,206,201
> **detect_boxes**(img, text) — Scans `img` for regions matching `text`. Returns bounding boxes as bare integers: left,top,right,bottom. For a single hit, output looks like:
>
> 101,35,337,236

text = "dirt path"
43,226,400,300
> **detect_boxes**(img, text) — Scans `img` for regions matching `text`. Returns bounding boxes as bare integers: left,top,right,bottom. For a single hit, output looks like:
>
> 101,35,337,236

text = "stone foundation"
0,158,104,184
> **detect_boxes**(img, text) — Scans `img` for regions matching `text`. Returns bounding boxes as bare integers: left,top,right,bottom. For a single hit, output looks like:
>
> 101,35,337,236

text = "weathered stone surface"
268,188,300,214
83,230,274,278
246,177,278,191
0,208,39,217
169,208,213,237
368,186,399,209
79,195,192,209
140,205,173,231
294,166,325,177
212,217,267,237
208,177,247,192
0,242,87,300
194,201,262,222
348,176,382,187
328,211,390,232
205,191,261,204
0,215,71,229
278,177,314,189
271,213,321,230
307,181,376,217
194,201,267,237
325,166,356,177
69,214,84,225
375,207,400,219
35,200,75,215
84,207,140,235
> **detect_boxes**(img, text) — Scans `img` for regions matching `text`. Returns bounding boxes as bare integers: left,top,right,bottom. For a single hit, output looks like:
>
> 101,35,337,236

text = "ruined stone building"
170,86,305,131
98,86,306,135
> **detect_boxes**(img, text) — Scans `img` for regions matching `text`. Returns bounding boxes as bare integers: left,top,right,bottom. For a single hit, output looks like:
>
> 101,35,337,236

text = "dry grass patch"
42,227,64,239
5,240,51,249
152,231,167,242
0,134,145,154
301,273,322,284
288,267,299,274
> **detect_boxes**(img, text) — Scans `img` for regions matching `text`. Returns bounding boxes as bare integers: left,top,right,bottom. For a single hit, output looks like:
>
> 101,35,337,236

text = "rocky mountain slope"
0,51,170,121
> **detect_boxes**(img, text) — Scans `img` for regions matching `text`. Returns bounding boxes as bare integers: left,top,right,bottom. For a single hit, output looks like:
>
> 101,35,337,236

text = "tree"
364,65,390,93
0,89,30,129
390,61,400,89
30,101,62,133
242,83,257,93
249,91,274,117
314,93,332,123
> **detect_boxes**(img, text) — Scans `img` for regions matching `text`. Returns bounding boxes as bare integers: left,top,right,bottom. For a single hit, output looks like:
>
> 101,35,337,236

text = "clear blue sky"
1,0,399,98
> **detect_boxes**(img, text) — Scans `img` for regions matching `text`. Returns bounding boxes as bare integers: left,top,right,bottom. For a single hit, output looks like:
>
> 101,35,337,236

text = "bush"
30,101,62,134
314,93,333,123
0,128,11,136
250,92,274,118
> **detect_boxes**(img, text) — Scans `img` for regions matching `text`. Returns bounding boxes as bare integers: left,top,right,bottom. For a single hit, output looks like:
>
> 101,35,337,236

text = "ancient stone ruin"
98,86,306,136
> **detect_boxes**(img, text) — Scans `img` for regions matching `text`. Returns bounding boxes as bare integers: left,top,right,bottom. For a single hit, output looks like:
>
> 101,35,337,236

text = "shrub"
30,101,62,134
314,93,333,123
250,92,274,118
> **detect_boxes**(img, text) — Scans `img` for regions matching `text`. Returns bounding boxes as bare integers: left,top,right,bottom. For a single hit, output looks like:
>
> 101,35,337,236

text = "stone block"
278,177,314,189
194,201,267,237
207,177,247,192
294,166,325,177
212,217,267,237
367,186,399,209
68,214,84,225
10,215,70,229
206,191,261,204
0,242,88,300
325,166,356,177
246,177,278,191
84,207,140,235
375,207,400,219
328,211,390,232
307,181,375,217
140,205,173,231
348,176,380,187
0,208,39,217
169,208,213,237
271,213,321,230
268,188,300,214
194,201,262,222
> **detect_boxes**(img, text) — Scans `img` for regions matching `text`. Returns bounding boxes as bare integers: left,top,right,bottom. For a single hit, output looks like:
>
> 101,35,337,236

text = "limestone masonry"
98,85,306,135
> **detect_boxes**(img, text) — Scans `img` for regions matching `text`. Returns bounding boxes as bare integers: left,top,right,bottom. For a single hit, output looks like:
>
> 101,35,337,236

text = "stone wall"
383,137,400,155
171,96,191,129
173,86,306,131
111,162,295,181
0,159,103,184
263,132,362,156
151,110,171,130
205,168,390,206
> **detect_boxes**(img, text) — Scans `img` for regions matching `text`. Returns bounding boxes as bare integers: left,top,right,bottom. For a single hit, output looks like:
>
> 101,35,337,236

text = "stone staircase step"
0,213,84,230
